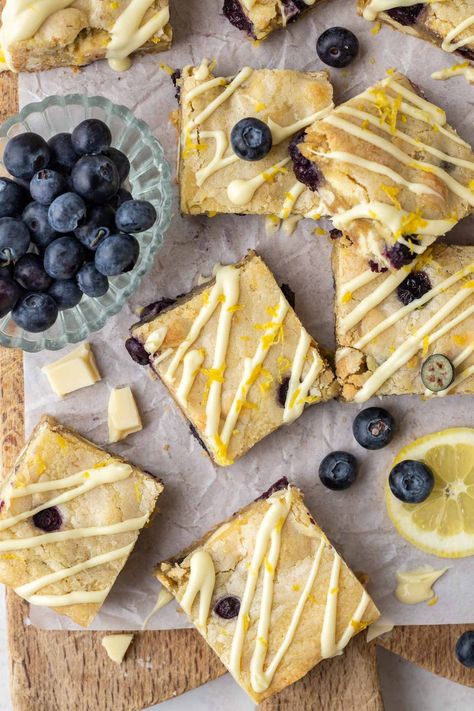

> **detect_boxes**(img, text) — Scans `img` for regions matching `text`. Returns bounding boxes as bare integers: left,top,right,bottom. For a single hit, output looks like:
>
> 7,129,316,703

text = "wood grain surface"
0,71,472,711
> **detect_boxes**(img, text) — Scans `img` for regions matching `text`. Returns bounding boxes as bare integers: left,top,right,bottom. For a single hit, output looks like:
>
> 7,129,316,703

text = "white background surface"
1,589,474,710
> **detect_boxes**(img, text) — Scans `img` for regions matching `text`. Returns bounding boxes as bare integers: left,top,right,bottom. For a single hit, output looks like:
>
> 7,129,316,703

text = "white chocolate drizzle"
432,63,474,85
106,0,170,72
0,463,133,532
144,325,168,354
283,331,323,424
362,0,436,22
441,16,474,53
0,515,149,552
142,588,174,629
176,349,206,407
180,550,216,629
15,543,133,601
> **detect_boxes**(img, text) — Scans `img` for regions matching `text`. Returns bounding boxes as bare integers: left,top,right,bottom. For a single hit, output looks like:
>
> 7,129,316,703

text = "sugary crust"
224,0,323,40
130,252,339,464
156,484,379,703
333,240,474,400
357,1,474,58
178,64,332,215
0,0,172,72
0,416,163,627
298,72,474,267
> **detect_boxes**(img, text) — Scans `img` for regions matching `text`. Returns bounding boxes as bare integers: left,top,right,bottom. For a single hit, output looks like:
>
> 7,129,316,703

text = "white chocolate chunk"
42,343,101,397
108,386,143,443
102,634,134,664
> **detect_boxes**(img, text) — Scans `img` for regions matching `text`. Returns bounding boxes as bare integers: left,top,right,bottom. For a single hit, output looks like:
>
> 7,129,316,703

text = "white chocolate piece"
366,618,394,643
42,343,101,397
108,387,143,443
102,634,134,664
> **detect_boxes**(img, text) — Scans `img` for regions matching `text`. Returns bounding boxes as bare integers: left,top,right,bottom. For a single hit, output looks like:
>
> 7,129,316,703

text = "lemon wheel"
386,428,474,558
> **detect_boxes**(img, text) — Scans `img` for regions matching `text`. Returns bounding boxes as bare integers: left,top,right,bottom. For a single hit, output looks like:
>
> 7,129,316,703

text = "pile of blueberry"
0,118,157,333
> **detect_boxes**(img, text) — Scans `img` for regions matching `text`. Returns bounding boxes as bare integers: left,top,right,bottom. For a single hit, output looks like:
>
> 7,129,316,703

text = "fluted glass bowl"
0,94,172,352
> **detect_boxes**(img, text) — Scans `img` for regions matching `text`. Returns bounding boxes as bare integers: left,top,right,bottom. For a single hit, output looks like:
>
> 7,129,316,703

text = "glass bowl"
0,94,172,352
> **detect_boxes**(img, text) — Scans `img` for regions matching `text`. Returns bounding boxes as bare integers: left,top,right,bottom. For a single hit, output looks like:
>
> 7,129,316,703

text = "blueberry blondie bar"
0,0,172,73
0,416,163,627
177,59,333,218
223,0,323,40
293,72,474,270
156,479,380,703
358,1,474,62
333,237,474,402
126,252,339,466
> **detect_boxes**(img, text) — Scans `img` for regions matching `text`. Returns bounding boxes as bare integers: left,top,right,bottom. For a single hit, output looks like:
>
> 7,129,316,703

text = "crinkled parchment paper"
19,0,474,630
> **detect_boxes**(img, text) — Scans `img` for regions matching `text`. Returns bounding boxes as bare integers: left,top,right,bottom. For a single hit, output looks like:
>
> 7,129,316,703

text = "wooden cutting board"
0,73,472,711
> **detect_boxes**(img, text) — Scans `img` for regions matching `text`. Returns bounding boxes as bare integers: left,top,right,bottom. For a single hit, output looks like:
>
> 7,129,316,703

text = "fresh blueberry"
384,240,418,269
71,154,119,204
289,130,322,191
109,187,133,209
0,177,29,217
94,233,139,276
0,263,12,279
397,271,432,305
11,292,58,332
386,3,424,26
22,202,60,250
104,147,130,183
14,253,52,292
74,204,116,250
47,132,78,174
277,377,290,407
222,0,255,38
125,336,150,365
76,262,109,297
389,460,434,503
44,235,84,280
455,631,474,669
353,407,395,450
421,354,455,392
0,276,20,317
115,199,156,233
32,506,62,532
213,595,241,619
316,27,359,68
71,118,112,156
0,217,31,264
319,451,358,490
231,118,273,161
48,192,86,232
4,132,50,180
29,169,67,206
47,279,83,310
139,297,176,324
255,477,289,501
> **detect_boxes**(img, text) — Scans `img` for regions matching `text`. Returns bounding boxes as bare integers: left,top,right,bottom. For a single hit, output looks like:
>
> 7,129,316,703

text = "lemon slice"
386,428,474,558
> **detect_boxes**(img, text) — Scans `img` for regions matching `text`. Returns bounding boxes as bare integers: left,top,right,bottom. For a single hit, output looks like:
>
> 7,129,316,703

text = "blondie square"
127,252,339,466
0,416,163,627
156,479,380,703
